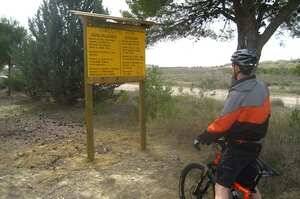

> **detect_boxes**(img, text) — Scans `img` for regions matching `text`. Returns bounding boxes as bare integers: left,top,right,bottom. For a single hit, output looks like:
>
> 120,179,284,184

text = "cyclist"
195,49,271,199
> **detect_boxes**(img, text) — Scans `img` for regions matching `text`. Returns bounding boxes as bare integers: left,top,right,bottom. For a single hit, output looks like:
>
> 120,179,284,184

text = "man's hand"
196,130,216,145
193,139,201,150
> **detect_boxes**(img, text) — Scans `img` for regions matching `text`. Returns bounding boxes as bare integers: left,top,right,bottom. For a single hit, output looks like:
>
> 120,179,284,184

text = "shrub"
145,66,175,120
1,68,26,92
295,64,300,76
260,107,300,197
271,98,284,107
0,77,6,89
149,94,300,197
289,108,300,129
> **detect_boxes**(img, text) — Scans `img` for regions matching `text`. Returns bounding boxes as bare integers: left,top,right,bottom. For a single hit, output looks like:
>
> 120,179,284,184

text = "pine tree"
0,18,27,95
27,0,107,103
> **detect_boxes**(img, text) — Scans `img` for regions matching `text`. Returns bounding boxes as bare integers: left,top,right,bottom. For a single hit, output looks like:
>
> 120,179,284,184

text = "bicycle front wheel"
179,163,214,199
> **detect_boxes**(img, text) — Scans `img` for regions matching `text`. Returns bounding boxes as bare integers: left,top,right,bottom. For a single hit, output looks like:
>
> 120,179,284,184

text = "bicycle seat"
256,158,280,177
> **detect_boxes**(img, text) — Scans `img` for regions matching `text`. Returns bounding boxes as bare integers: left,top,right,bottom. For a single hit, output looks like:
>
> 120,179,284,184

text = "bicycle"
179,139,280,199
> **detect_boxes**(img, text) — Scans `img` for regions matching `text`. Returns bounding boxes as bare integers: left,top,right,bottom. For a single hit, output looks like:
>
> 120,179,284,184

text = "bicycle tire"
179,163,214,199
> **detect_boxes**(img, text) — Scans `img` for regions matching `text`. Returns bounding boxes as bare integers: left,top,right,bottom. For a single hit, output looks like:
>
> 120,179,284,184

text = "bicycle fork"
193,177,213,198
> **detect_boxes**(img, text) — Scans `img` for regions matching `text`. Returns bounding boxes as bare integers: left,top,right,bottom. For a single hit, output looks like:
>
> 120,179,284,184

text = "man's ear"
233,64,240,73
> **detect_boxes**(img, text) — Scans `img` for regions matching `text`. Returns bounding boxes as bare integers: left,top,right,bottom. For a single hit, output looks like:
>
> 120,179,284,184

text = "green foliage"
22,0,108,104
271,98,285,107
285,6,300,37
159,67,231,90
260,106,300,197
126,0,171,18
2,68,26,92
93,84,119,102
148,93,300,197
289,108,300,129
0,18,27,95
295,64,300,76
257,60,300,76
0,18,26,67
0,77,6,89
127,0,300,54
145,66,175,120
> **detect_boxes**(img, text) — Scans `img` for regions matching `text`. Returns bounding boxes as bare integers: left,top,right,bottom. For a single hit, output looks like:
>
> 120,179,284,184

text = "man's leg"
252,187,262,199
215,183,230,199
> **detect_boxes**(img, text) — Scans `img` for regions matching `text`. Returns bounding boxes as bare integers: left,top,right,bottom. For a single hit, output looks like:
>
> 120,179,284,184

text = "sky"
0,0,299,67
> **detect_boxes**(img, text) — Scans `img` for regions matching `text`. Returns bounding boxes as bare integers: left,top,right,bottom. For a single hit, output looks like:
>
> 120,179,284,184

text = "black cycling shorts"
216,147,259,189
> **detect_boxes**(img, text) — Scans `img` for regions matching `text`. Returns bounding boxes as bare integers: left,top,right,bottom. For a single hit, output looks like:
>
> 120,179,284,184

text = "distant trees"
0,18,27,95
126,0,300,58
21,0,107,103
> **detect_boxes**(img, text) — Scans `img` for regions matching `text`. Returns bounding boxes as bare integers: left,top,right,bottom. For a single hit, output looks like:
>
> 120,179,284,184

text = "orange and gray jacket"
207,76,271,142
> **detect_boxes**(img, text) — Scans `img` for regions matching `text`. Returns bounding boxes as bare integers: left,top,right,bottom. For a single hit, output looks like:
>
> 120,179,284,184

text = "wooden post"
83,17,95,161
85,84,94,161
139,80,146,150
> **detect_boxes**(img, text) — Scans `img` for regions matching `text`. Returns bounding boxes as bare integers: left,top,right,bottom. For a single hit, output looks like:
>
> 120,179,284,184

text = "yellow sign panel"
87,27,145,78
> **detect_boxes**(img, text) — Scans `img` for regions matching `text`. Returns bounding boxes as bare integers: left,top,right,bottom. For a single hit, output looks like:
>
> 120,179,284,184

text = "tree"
27,0,107,103
126,0,300,58
0,18,27,95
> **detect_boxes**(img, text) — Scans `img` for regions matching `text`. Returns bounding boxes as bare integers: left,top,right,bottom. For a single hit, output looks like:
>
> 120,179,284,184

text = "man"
195,49,271,199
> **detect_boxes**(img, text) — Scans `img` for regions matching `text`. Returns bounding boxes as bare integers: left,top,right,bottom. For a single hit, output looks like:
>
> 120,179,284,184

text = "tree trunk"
233,0,300,63
237,23,262,60
234,0,263,61
7,56,12,97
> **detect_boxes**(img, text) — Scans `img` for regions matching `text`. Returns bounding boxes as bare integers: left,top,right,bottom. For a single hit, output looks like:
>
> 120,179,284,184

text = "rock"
210,90,216,96
17,152,25,157
58,180,69,187
80,191,93,198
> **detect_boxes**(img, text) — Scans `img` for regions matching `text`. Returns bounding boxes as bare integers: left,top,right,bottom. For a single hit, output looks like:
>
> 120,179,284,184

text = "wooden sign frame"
72,10,154,161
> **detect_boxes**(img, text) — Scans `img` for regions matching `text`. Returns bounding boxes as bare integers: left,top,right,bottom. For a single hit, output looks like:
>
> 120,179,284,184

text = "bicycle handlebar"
193,138,226,151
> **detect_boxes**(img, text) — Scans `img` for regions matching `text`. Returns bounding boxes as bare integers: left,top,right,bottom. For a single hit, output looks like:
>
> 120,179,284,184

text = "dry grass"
144,93,300,198
2,87,299,198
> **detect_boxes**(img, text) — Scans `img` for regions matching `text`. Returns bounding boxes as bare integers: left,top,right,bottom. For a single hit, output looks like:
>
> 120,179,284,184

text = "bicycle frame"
232,183,252,199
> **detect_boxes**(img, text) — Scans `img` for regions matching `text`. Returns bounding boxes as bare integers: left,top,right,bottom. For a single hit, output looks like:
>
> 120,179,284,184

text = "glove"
196,130,217,145
193,139,201,150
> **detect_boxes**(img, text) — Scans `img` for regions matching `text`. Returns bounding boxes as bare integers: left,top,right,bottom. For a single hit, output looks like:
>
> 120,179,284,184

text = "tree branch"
218,0,236,22
232,0,242,18
259,0,300,48
219,9,236,22
256,3,267,29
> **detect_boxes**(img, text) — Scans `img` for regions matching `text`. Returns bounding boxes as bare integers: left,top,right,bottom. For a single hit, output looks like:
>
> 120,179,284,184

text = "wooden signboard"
72,10,154,161
87,27,145,79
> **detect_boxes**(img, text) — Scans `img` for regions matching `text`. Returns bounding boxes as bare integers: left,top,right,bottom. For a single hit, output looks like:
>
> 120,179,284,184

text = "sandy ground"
116,84,300,107
0,91,205,199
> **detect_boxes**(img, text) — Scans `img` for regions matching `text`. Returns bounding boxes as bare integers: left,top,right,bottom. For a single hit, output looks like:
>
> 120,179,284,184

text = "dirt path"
0,92,204,199
116,84,300,107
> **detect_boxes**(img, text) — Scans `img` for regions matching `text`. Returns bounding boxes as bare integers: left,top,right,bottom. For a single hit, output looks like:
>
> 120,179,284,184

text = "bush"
0,77,6,89
271,98,285,107
295,64,300,76
260,107,300,197
1,68,26,92
149,93,300,197
10,69,26,92
289,108,300,129
145,66,175,120
93,84,118,103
